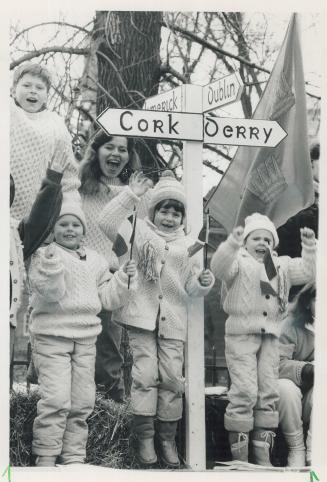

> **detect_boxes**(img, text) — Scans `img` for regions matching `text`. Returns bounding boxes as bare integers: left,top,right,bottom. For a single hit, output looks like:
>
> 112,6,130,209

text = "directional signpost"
97,108,203,141
96,72,288,471
202,71,244,113
98,107,287,148
143,85,184,112
204,116,287,147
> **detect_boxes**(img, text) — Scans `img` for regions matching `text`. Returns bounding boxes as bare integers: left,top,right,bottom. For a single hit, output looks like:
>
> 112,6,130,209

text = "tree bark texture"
95,11,162,113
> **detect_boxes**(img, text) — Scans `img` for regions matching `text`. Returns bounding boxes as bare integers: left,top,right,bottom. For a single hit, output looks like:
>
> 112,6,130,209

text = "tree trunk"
93,11,163,172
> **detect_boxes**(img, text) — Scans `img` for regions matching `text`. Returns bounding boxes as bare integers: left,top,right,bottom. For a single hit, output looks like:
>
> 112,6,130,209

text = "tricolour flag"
206,13,314,233
112,207,137,260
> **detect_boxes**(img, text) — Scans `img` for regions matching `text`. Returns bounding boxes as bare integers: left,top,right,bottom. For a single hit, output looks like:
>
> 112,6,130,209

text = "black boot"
157,421,180,468
133,415,157,466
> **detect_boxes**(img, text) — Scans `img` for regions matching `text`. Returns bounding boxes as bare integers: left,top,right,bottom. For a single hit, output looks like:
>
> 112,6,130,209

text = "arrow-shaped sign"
204,116,287,148
97,108,287,148
202,71,244,113
143,86,183,112
97,108,203,141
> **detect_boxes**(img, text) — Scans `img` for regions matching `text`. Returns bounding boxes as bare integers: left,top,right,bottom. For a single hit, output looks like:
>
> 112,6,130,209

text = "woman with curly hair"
79,131,147,403
278,282,315,467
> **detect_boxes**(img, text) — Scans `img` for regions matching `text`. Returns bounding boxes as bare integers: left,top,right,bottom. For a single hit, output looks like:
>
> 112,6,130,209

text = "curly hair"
289,282,316,328
79,132,139,195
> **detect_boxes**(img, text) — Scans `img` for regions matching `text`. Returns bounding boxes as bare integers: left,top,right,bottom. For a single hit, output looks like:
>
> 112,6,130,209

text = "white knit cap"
148,170,186,221
243,213,279,247
57,202,87,234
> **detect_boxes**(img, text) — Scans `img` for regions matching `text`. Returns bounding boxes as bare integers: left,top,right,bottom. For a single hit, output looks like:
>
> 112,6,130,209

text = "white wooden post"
182,84,206,470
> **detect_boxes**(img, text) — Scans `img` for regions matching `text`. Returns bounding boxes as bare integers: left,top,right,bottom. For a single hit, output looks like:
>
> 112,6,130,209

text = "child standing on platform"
28,203,137,467
10,62,80,222
99,171,215,468
211,213,316,466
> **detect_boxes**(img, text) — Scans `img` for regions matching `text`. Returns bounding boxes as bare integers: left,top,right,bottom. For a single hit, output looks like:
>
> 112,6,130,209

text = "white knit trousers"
128,328,184,421
225,333,280,433
31,334,96,463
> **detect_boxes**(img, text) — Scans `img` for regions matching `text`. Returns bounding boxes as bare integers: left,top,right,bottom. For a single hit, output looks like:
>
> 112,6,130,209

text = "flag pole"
204,209,210,269
128,206,137,289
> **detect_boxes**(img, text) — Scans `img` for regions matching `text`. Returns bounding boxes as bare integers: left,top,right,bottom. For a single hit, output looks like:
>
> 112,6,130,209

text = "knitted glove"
301,363,314,392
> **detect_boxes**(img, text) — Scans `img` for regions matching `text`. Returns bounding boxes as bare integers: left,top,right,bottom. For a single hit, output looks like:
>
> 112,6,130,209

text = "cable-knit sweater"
211,233,316,337
28,244,136,342
279,319,314,386
10,98,80,221
98,187,214,342
82,178,149,267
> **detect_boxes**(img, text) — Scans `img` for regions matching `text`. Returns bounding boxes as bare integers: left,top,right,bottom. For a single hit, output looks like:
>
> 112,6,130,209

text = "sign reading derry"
204,116,287,147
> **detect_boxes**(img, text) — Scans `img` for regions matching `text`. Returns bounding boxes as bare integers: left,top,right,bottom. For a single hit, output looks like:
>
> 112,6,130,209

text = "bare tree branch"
10,46,89,70
10,21,92,47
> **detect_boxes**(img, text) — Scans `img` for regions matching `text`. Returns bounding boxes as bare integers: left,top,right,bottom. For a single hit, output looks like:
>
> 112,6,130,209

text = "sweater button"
161,260,166,265
10,261,14,265
263,311,267,316
10,314,14,318
13,298,18,302
261,328,266,333
159,295,163,300
165,245,169,250
265,295,270,300
161,317,166,321
13,279,18,284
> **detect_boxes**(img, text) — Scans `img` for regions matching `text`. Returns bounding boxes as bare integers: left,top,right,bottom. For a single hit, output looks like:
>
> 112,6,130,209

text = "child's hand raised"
123,259,137,277
129,172,153,197
232,226,244,243
300,227,315,241
199,269,214,287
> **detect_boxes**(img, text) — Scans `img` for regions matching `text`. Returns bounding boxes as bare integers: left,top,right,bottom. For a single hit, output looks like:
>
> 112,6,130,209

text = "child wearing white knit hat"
99,170,215,468
28,202,137,467
211,212,316,466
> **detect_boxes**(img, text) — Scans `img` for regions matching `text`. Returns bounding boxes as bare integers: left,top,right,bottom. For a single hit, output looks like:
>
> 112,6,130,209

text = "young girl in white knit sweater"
99,171,214,468
28,202,137,467
210,213,316,466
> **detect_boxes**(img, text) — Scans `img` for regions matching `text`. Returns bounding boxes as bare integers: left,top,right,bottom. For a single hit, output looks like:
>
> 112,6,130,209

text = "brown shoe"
136,438,157,466
158,439,180,468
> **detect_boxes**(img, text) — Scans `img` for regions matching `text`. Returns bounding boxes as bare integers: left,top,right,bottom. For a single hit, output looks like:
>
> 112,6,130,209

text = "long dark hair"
289,283,316,328
79,131,139,195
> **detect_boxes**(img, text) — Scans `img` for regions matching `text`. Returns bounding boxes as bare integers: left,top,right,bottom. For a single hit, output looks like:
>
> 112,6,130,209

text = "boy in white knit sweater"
99,171,214,468
28,202,137,467
210,213,316,466
10,62,80,222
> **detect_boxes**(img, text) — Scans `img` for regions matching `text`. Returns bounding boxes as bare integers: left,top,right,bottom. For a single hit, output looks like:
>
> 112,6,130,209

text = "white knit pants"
225,333,280,432
31,334,96,463
128,328,184,421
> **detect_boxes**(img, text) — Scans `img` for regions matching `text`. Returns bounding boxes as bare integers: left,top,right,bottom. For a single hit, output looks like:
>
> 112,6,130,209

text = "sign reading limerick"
143,86,183,112
204,116,287,148
97,108,203,141
202,72,244,113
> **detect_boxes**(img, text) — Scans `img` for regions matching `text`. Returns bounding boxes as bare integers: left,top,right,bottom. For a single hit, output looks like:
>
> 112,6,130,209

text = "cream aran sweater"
28,244,136,342
211,233,316,337
99,187,214,342
10,99,80,221
82,179,149,266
